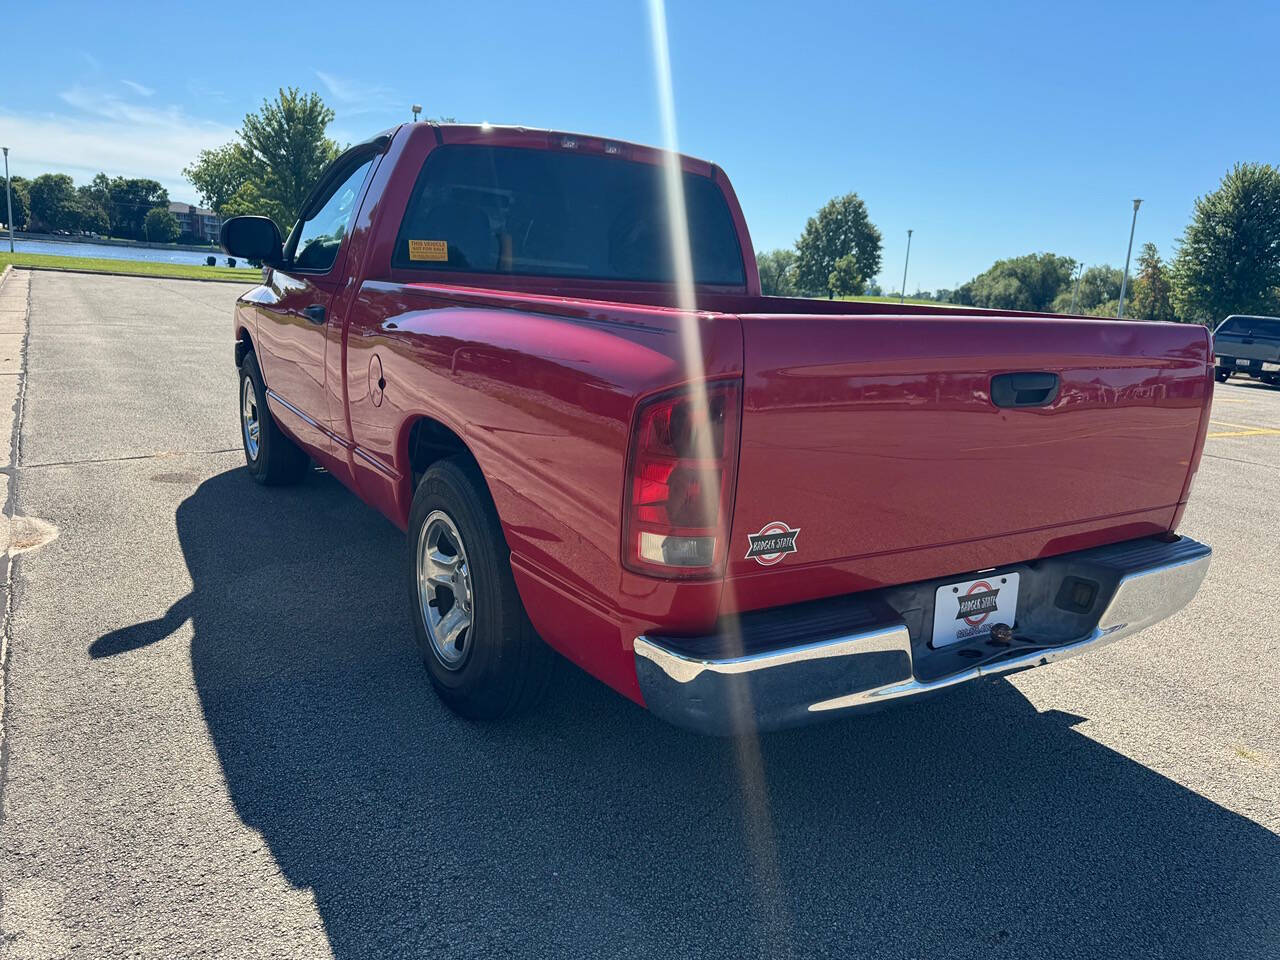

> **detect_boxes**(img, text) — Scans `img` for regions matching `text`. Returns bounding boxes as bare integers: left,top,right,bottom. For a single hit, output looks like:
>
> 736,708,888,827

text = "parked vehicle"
1212,315,1280,384
221,123,1213,734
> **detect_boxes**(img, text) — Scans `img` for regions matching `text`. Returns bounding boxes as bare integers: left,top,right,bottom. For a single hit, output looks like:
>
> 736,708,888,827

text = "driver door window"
292,158,374,272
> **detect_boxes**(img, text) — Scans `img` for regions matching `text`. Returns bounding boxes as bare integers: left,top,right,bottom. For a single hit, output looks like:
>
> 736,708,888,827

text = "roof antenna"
411,104,422,123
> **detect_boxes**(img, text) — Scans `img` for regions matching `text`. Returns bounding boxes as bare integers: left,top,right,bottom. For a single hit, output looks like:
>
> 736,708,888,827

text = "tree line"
1,87,350,247
0,171,184,243
758,162,1280,324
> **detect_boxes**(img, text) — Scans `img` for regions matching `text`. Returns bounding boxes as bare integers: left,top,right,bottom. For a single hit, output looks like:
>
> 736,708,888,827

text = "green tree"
143,207,180,243
187,88,341,230
75,184,110,234
1129,243,1175,322
794,193,882,297
827,253,863,297
756,248,797,296
82,173,113,215
107,177,169,240
1051,265,1123,314
0,176,30,230
956,253,1076,311
28,173,79,232
182,143,252,216
1171,162,1280,324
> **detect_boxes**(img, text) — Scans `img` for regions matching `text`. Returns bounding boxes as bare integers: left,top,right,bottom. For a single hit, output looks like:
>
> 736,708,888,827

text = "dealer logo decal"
745,521,800,565
955,581,1000,626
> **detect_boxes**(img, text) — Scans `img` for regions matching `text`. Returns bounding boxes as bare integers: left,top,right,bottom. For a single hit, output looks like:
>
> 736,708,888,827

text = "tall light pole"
3,147,13,253
411,103,422,123
1117,198,1142,318
1069,261,1084,314
899,228,913,303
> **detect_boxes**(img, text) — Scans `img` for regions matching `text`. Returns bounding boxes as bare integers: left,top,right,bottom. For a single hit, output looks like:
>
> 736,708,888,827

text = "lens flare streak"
646,0,792,950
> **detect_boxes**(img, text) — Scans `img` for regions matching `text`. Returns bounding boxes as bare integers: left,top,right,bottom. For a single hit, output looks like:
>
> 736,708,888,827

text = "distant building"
168,202,221,244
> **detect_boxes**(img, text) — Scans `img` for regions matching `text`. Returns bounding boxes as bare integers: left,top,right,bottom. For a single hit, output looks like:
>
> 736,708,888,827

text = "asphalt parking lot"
0,270,1276,959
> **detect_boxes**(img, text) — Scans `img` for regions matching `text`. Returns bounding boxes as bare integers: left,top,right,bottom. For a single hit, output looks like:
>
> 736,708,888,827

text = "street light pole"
2,147,13,254
899,228,913,303
411,104,422,123
1117,198,1142,318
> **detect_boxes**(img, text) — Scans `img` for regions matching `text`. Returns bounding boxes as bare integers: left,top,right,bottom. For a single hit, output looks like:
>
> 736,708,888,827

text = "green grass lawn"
0,251,257,283
836,294,960,307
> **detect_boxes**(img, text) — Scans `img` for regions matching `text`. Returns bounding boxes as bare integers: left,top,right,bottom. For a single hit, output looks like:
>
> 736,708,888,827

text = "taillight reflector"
622,380,742,578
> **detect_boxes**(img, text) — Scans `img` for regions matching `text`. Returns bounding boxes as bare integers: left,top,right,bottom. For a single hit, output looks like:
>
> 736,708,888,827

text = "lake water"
7,237,258,269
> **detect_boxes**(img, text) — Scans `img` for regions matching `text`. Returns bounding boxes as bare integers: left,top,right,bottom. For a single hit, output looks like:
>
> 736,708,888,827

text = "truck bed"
368,281,1212,619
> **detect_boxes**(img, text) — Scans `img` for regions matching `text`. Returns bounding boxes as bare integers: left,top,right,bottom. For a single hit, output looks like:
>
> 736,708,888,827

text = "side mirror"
220,216,283,266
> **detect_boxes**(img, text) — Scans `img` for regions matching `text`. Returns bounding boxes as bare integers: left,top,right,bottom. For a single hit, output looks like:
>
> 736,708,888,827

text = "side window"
292,158,374,272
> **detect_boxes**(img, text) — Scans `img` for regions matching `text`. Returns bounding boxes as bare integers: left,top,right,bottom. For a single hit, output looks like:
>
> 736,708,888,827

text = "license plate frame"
932,572,1020,648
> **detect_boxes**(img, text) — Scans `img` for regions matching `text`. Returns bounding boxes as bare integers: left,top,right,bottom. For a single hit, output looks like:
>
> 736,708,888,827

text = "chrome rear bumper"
634,535,1211,735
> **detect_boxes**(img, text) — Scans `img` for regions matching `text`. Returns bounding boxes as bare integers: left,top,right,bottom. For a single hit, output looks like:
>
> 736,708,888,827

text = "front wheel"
408,457,553,719
239,352,309,485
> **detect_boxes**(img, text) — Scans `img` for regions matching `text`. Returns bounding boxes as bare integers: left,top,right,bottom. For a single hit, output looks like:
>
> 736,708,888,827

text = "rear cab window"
391,144,745,286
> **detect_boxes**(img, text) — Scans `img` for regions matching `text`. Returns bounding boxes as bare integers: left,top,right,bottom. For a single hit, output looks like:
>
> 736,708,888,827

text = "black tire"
1215,369,1230,383
408,457,553,719
238,351,309,485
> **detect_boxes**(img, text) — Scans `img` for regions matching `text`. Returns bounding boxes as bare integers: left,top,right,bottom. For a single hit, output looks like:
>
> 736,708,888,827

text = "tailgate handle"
991,372,1060,408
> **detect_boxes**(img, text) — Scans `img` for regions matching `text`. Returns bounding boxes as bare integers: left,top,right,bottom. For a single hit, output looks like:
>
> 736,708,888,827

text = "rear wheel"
239,352,309,485
409,457,553,719
1215,369,1230,383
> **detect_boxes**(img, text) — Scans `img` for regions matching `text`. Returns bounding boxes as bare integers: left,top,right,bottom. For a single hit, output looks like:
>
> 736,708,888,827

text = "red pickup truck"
221,123,1212,734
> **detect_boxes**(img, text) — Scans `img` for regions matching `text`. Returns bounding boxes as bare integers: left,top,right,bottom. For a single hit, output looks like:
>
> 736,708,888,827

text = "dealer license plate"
931,573,1020,648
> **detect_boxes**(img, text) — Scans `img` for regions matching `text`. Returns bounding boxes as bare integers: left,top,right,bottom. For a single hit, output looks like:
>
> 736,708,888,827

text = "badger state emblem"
745,521,801,565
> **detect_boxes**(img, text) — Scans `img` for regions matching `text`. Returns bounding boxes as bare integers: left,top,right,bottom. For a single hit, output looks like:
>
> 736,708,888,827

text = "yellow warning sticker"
408,239,448,262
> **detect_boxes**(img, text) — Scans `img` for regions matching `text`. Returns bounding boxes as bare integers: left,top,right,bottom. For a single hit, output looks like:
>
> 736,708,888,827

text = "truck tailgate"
726,313,1211,607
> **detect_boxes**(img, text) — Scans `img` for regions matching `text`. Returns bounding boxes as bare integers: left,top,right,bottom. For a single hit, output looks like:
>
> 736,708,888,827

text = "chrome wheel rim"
241,376,261,461
416,510,474,669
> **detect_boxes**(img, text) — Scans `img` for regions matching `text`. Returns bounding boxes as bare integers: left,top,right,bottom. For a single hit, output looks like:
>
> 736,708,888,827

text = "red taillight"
622,380,742,578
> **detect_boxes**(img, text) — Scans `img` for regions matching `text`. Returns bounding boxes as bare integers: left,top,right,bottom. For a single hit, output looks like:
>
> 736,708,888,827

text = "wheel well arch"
235,326,255,369
400,415,495,514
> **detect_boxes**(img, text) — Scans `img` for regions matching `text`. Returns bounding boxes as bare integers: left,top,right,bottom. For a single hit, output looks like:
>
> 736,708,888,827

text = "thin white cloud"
121,79,155,98
315,70,397,116
0,87,236,203
187,79,228,103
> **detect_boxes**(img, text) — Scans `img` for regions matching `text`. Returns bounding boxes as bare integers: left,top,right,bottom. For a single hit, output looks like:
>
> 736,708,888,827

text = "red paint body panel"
231,123,1213,706
724,313,1211,610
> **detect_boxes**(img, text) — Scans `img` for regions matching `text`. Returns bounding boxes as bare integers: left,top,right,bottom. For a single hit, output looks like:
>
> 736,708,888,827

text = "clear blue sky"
3,0,1278,290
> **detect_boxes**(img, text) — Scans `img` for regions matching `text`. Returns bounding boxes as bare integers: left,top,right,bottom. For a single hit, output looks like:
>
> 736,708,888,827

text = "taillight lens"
623,380,742,578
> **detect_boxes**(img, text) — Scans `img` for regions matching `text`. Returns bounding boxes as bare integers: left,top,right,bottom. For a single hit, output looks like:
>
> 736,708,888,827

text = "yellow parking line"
1213,397,1250,403
1210,419,1278,429
1206,419,1280,439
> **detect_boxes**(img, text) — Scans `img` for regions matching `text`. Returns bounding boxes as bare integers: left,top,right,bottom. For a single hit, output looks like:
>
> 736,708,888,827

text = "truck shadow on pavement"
93,468,1280,960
